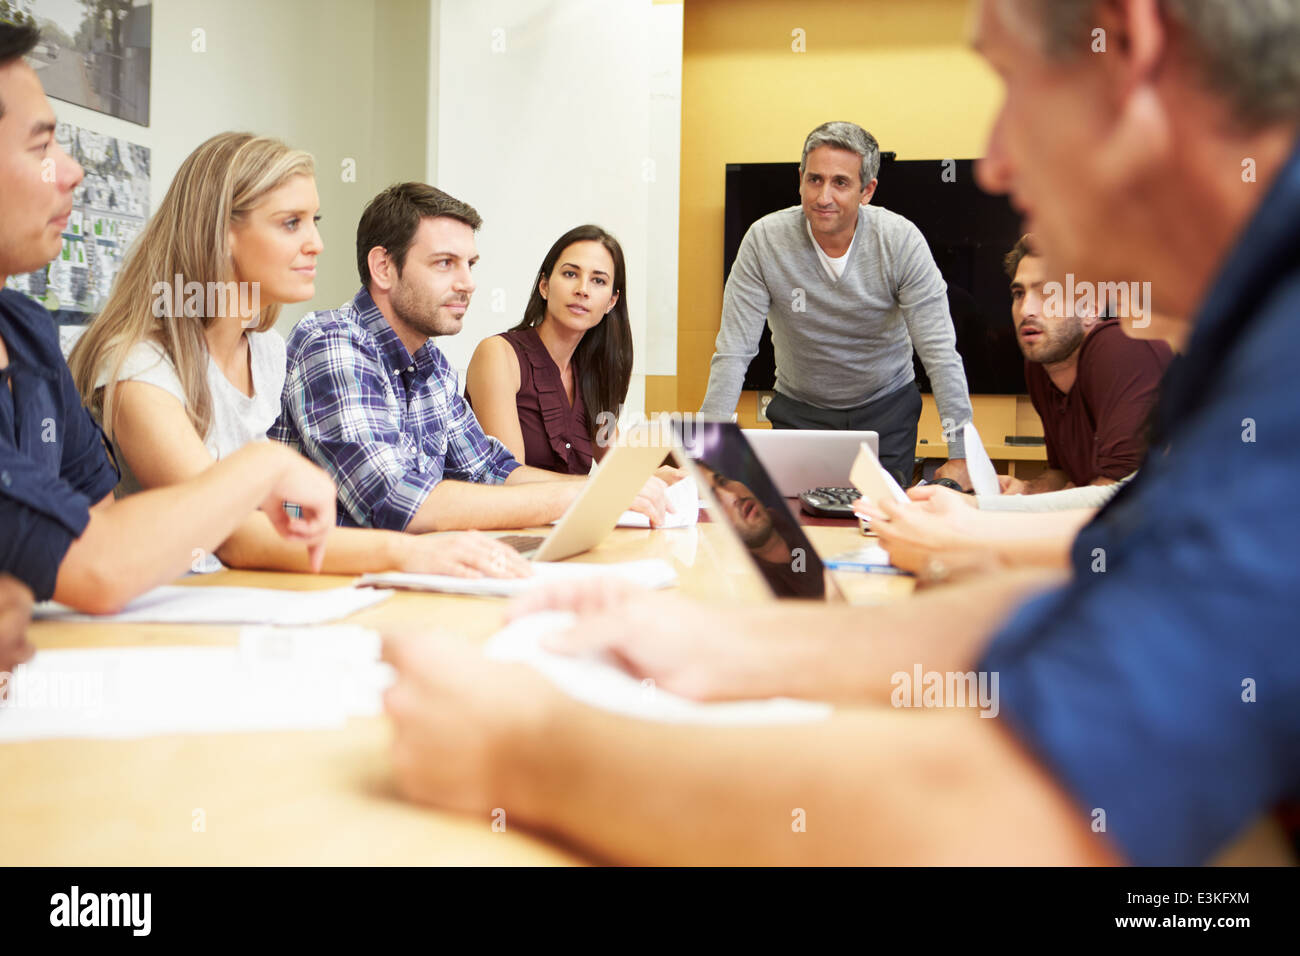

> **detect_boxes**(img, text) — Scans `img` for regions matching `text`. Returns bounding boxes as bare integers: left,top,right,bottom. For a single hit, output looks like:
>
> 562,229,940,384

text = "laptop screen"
674,421,827,599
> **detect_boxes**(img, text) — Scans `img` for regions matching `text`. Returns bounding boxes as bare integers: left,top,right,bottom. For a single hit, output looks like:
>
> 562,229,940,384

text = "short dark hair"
1003,233,1042,280
356,182,482,288
0,18,41,121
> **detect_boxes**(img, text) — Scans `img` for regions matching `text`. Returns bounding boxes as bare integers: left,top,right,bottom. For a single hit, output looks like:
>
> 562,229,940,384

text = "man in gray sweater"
700,121,974,487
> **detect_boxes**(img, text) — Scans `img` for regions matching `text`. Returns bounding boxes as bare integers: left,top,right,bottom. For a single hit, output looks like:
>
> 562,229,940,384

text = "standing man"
700,121,974,486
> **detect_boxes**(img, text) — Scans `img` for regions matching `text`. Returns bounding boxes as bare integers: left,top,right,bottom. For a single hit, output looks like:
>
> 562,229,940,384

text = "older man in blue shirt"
378,0,1300,866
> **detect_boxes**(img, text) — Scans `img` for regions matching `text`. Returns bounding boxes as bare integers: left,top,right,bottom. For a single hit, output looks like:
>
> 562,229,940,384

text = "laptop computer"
742,428,880,496
502,434,677,562
675,422,844,601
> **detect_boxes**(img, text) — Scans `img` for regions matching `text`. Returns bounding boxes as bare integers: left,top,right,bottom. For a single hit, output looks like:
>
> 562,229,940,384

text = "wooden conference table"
4,517,906,866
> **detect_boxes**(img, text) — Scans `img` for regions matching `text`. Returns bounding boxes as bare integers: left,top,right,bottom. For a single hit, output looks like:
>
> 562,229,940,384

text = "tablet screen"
674,421,827,599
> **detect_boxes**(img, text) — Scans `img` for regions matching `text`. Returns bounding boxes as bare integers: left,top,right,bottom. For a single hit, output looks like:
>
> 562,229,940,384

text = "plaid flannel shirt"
270,287,520,530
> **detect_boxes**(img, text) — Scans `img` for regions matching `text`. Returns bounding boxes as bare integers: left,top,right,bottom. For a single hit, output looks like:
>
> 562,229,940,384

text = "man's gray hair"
1024,0,1300,127
799,121,880,188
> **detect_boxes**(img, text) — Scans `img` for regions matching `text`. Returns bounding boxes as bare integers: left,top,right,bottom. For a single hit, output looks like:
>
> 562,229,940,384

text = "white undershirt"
806,218,855,282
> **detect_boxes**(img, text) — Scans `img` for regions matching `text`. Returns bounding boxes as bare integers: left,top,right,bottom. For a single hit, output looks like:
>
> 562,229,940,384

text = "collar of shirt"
1154,135,1300,446
350,286,440,386
0,289,63,385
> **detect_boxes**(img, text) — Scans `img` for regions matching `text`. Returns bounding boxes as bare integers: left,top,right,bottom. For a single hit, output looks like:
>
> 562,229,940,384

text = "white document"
486,612,832,726
0,627,393,742
962,421,1002,498
359,559,679,599
849,441,909,508
32,585,393,625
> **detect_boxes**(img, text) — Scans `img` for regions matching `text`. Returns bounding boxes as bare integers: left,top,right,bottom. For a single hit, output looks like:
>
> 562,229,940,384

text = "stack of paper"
358,558,678,598
0,627,393,742
486,612,832,725
33,585,392,625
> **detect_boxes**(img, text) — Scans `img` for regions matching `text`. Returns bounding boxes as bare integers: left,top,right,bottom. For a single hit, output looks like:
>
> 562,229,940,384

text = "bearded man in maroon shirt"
1001,234,1173,494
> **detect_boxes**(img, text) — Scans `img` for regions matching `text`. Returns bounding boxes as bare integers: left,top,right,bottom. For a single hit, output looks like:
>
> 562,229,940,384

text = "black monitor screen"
723,157,1026,395
674,421,826,599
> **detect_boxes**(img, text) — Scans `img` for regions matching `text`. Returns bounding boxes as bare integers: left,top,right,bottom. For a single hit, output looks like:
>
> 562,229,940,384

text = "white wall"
430,0,682,417
41,0,430,333
36,0,683,396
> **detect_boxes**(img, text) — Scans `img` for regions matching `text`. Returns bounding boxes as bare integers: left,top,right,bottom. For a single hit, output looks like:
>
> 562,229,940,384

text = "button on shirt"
271,287,521,531
0,289,119,599
978,139,1300,865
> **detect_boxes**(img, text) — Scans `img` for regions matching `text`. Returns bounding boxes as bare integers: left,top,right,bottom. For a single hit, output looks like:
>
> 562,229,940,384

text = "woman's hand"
401,532,532,579
654,464,687,486
854,494,999,581
627,475,672,527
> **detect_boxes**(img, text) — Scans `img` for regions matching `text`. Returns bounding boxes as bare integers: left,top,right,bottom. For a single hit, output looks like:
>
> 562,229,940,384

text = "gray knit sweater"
700,204,972,458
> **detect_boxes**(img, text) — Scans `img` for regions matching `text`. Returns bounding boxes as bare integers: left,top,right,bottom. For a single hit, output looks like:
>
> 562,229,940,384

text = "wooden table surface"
2,521,909,865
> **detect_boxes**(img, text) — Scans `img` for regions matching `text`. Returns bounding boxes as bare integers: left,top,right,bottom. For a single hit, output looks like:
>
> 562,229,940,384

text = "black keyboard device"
798,486,862,518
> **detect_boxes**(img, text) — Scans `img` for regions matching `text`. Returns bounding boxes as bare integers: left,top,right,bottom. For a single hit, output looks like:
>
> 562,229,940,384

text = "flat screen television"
723,156,1026,395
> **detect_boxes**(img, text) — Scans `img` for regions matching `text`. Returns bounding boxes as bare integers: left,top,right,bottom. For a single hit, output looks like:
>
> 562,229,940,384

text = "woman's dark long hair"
513,225,632,441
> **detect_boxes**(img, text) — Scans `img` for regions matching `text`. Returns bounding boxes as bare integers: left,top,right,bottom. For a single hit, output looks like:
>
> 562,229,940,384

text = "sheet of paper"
0,627,392,742
962,421,1001,497
486,612,832,725
359,559,679,599
849,441,909,508
824,544,892,568
32,585,392,625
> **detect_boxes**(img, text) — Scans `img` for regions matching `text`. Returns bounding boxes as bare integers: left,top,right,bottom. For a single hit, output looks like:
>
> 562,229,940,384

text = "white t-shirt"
95,331,287,496
806,218,855,282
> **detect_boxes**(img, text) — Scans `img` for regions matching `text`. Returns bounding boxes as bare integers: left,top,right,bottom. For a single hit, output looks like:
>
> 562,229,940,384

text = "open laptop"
676,422,844,601
500,434,677,562
742,428,880,496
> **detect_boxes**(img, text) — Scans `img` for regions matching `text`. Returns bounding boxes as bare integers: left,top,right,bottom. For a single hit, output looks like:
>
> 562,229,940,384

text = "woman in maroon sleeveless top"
466,225,632,475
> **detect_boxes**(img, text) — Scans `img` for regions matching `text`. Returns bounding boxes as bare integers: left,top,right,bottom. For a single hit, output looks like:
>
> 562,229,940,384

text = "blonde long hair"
70,132,315,441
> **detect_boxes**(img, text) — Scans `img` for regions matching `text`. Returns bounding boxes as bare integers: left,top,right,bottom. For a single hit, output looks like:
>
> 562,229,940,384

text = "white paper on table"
962,421,1001,498
614,475,702,529
824,544,893,570
486,612,833,725
32,585,392,625
0,627,393,742
359,559,678,599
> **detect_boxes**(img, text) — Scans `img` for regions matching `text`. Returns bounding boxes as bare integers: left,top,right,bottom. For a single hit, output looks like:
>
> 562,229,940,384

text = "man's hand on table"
0,575,35,676
506,579,793,701
382,630,561,815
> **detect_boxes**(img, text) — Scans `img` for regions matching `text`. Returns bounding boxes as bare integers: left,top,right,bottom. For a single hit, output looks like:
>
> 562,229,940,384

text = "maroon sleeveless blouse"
493,327,594,475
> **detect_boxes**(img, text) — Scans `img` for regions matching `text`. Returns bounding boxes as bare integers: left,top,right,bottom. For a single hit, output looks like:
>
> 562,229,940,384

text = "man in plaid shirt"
272,183,669,532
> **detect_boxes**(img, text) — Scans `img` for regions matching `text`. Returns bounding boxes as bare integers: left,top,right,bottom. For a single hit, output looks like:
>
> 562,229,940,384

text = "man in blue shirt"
273,182,671,532
0,20,337,613
379,0,1300,864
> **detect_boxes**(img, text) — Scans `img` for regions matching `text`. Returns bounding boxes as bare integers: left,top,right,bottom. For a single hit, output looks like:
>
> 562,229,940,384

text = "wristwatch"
930,477,972,494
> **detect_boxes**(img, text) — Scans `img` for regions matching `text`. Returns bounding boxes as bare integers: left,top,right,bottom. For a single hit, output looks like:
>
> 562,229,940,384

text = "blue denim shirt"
0,289,119,599
980,140,1300,865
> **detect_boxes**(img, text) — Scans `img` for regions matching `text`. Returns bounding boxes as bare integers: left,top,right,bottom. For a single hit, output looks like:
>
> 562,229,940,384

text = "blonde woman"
70,132,528,578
